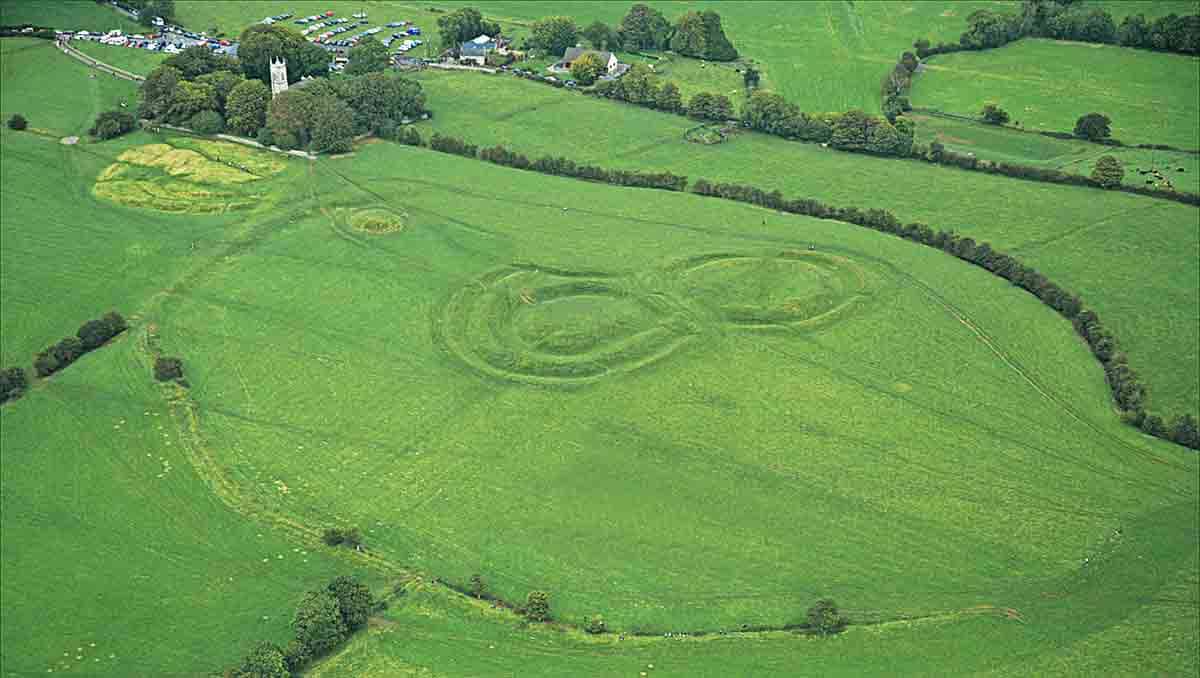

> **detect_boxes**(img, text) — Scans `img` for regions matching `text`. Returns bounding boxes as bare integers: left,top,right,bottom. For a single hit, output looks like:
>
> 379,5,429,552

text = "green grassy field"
0,0,140,32
148,137,1197,673
910,38,1200,150
71,38,170,76
0,39,390,677
912,114,1200,193
2,4,1199,675
400,71,1200,419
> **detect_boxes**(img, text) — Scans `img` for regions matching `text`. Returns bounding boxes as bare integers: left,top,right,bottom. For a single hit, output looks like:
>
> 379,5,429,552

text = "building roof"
470,34,492,44
461,40,496,56
562,47,613,64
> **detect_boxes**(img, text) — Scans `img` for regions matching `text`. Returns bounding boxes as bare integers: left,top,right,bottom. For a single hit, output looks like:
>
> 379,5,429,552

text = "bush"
980,103,1010,125
1074,112,1112,141
584,614,607,634
1170,414,1200,450
187,110,225,134
1091,155,1124,188
232,641,288,678
322,526,363,548
255,126,273,147
524,590,551,622
89,110,137,140
806,599,847,635
154,356,184,382
469,573,487,598
429,133,478,158
0,366,28,404
394,125,422,146
7,113,27,130
327,575,373,631
292,590,347,658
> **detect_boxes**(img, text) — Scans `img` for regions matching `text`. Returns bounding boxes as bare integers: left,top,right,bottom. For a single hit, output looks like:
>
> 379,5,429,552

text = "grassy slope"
405,71,1200,418
0,0,141,32
910,38,1200,149
151,139,1198,635
72,38,170,76
0,40,384,675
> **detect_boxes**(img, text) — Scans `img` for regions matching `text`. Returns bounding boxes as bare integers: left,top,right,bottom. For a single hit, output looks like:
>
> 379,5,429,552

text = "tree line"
515,4,738,62
913,1,1198,57
32,312,129,379
225,575,375,677
408,126,1200,449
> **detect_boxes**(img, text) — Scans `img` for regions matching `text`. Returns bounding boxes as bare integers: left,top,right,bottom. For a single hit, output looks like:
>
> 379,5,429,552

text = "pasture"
147,137,1198,636
405,71,1200,418
909,38,1200,150
1,3,1198,676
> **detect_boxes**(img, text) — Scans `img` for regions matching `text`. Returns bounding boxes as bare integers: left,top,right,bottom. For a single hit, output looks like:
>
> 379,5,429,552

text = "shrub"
232,641,288,678
1074,112,1112,141
806,598,847,635
327,575,373,631
187,109,225,134
524,590,551,622
7,113,27,130
281,639,311,673
89,110,137,140
322,526,363,548
0,366,28,404
322,528,345,546
584,614,607,634
1090,155,1125,188
154,356,184,382
569,51,606,86
395,125,422,146
1170,414,1200,450
292,590,347,658
33,351,59,378
980,103,1010,125
469,573,487,598
255,126,273,147
429,133,478,158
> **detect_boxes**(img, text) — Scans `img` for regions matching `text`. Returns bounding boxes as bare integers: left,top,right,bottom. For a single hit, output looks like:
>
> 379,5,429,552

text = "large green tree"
165,80,217,124
341,72,426,134
225,79,270,135
233,641,288,678
437,7,501,50
266,89,316,149
292,590,347,657
1074,112,1112,140
530,16,579,55
163,45,238,79
238,24,329,84
308,96,356,154
617,4,670,50
138,65,182,119
582,20,622,51
806,599,847,636
196,69,244,113
671,10,738,61
326,576,374,631
1090,155,1124,188
346,36,390,75
569,51,605,85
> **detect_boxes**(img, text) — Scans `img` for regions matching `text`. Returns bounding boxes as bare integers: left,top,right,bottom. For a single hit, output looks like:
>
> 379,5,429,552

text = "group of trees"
138,30,426,154
915,1,1198,57
529,4,737,62
89,110,137,139
437,6,501,51
33,312,128,378
0,367,28,404
228,576,374,677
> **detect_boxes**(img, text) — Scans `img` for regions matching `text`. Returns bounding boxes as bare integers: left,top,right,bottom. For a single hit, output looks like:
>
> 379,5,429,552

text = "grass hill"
909,38,1200,150
1,3,1198,677
404,71,1200,419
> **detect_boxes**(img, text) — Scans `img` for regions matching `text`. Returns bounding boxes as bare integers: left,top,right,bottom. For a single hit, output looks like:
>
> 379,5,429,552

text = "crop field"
2,3,1199,677
909,38,1200,150
403,71,1200,418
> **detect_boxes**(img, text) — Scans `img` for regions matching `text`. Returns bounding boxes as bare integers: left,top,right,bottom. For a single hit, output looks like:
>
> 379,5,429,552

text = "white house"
552,47,619,75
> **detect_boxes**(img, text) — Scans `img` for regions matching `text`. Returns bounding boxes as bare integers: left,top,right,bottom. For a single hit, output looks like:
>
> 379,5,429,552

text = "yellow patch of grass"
348,208,407,234
92,179,252,214
116,144,256,185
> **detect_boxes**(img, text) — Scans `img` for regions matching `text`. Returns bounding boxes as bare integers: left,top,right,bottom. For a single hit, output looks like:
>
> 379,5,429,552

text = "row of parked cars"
69,28,233,55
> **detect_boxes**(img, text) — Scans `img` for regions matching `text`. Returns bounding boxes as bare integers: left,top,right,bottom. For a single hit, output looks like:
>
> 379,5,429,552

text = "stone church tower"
270,57,289,98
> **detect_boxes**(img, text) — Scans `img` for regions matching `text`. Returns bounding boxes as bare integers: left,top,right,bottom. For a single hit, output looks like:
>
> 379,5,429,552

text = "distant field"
910,38,1200,149
0,0,140,32
407,71,1200,418
2,24,1198,678
912,114,1200,194
72,38,168,76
